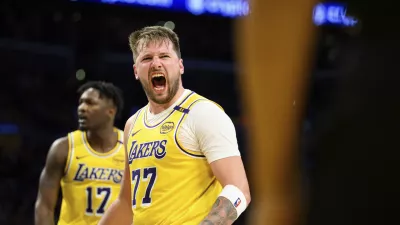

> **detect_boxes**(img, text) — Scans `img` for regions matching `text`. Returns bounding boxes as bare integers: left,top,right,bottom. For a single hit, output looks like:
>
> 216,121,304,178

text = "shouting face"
133,39,184,105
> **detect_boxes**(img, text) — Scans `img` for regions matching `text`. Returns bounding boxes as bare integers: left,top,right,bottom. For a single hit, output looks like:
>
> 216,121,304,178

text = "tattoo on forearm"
200,196,237,225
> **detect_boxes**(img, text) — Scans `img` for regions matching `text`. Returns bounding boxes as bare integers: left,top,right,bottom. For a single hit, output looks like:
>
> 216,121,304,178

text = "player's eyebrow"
139,53,153,59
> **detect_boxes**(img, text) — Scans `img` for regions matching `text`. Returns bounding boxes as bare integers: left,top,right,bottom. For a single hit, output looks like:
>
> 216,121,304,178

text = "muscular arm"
200,157,251,225
98,117,134,225
200,197,237,225
189,102,251,225
35,137,69,225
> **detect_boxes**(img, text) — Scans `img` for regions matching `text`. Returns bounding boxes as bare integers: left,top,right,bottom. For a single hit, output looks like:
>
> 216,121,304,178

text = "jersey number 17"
85,187,111,216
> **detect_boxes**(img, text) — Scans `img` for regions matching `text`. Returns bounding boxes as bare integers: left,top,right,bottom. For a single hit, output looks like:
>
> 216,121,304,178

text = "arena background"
1,0,396,224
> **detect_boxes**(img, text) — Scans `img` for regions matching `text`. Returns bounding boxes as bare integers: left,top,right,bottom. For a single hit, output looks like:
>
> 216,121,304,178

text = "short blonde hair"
128,26,181,61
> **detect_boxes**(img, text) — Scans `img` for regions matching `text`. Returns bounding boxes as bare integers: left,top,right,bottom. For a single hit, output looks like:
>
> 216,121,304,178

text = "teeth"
154,86,165,91
152,73,164,78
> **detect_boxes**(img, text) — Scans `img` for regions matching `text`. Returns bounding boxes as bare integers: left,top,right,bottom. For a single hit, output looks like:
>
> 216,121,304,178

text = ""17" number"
131,167,157,208
85,187,111,216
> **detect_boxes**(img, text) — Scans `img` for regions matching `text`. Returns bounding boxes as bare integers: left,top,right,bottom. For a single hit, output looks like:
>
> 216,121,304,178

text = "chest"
128,126,175,162
67,154,125,185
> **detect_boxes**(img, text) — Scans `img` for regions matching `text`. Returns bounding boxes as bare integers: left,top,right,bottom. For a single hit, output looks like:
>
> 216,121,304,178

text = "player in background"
35,81,125,225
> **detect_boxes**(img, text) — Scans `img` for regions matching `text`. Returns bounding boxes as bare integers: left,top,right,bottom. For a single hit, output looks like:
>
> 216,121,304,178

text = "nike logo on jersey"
76,155,90,160
131,129,141,137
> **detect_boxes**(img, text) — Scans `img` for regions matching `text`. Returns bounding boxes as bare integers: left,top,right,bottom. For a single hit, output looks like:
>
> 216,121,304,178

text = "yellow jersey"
126,92,223,225
58,128,125,225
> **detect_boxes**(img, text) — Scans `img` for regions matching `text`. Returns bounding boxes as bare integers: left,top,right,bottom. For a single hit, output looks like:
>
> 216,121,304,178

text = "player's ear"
108,107,116,118
179,59,184,75
133,64,139,80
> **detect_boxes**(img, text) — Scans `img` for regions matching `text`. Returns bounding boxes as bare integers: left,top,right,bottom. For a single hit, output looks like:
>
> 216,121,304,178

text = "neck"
149,87,185,115
86,124,116,151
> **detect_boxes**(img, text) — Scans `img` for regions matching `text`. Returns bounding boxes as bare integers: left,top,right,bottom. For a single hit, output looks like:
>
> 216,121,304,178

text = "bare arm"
189,102,251,225
200,156,251,225
35,137,69,225
99,117,134,225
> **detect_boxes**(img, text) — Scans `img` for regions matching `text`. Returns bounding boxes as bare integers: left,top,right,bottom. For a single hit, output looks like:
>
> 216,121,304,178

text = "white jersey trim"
64,133,75,176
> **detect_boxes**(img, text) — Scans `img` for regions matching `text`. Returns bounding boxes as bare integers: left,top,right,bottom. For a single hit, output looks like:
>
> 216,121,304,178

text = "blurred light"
186,0,249,17
102,0,173,8
312,2,358,27
164,21,175,30
72,0,249,18
0,123,19,134
76,69,86,80
70,0,359,25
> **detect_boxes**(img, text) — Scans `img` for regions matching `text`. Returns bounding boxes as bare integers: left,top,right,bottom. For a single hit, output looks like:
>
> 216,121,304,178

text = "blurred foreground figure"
35,81,125,225
306,2,400,225
99,26,251,225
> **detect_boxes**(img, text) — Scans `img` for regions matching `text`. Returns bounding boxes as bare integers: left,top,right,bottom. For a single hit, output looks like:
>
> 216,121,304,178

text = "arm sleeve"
189,101,241,163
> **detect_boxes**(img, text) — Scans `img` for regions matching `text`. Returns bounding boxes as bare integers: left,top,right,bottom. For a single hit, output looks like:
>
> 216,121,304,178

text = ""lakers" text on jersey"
128,140,167,162
73,163,124,183
58,128,125,225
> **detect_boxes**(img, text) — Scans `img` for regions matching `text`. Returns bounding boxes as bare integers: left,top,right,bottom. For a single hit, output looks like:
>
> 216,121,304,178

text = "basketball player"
99,26,251,225
35,81,125,225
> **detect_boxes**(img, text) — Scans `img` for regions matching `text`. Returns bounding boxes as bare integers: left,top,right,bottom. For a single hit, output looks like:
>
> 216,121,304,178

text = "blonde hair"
128,26,181,61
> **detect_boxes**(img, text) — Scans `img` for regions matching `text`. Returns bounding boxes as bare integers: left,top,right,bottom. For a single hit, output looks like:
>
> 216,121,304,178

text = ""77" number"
131,167,157,208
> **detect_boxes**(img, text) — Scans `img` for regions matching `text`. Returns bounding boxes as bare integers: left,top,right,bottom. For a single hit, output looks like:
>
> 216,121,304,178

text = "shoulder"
185,99,236,138
50,136,69,153
184,98,240,162
123,108,145,143
124,114,138,132
46,136,69,166
125,108,143,129
187,99,229,126
126,106,146,127
188,99,225,118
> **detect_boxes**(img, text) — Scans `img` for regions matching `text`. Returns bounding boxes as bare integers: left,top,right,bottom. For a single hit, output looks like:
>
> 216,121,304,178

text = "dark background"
2,0,396,224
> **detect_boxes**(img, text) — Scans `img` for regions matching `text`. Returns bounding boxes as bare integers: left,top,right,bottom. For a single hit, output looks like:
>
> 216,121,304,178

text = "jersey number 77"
131,167,157,208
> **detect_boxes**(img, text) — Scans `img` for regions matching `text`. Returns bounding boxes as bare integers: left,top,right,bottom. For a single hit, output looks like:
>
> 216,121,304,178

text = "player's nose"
78,103,88,114
151,57,162,69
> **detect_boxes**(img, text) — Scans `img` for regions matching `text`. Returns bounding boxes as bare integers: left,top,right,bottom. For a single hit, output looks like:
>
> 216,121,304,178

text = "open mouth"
151,73,166,92
78,115,88,123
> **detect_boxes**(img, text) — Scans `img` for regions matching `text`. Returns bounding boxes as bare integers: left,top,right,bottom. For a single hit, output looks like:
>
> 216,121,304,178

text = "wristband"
218,185,247,218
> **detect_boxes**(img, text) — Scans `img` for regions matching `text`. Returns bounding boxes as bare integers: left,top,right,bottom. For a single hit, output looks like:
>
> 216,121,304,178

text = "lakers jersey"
58,128,125,225
126,92,223,225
